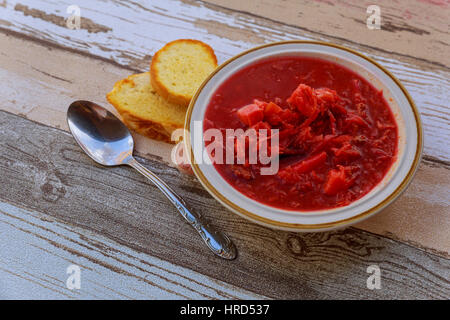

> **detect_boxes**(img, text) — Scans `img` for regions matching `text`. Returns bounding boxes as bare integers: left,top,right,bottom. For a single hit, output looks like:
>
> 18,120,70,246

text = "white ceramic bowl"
184,41,423,232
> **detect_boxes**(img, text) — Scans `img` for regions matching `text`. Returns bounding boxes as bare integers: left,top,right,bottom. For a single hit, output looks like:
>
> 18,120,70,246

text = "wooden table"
0,0,449,299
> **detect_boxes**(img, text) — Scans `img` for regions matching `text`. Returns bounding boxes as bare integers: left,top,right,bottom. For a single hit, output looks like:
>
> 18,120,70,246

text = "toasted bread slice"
150,39,218,107
106,72,185,143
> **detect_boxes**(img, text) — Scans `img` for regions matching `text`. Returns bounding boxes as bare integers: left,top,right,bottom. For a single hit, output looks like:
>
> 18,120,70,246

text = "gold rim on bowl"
184,40,423,231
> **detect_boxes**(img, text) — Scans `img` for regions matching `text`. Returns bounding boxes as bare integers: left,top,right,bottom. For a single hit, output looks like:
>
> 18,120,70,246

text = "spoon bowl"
67,100,134,166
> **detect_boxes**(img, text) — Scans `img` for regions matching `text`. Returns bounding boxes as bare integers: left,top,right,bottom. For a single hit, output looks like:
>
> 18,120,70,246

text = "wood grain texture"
204,0,450,66
0,30,449,256
0,0,449,161
0,110,449,299
0,201,266,299
355,158,450,257
0,31,173,163
0,0,449,299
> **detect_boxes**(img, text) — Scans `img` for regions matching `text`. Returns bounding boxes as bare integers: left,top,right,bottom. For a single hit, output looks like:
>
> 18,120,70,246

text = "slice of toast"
106,72,185,143
150,39,218,107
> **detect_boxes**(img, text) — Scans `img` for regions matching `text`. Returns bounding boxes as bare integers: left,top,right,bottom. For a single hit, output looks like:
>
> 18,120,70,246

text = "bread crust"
150,39,218,107
106,73,184,144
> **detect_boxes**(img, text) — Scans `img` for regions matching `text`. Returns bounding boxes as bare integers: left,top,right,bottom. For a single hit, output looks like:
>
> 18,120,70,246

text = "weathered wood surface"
0,201,267,299
0,0,449,161
1,30,449,257
205,0,450,66
0,0,449,299
1,110,449,299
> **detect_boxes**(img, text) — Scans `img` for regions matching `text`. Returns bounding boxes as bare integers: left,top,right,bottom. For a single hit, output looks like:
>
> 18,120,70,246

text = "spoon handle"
127,157,237,260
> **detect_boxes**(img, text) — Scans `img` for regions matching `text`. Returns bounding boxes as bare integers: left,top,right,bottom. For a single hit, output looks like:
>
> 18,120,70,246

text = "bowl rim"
184,40,423,231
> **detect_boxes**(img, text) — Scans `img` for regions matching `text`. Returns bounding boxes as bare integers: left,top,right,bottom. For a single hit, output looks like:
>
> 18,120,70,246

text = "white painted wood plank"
0,201,266,299
0,0,448,161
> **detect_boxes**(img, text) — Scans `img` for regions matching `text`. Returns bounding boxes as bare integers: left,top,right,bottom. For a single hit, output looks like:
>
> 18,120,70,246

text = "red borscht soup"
204,56,398,211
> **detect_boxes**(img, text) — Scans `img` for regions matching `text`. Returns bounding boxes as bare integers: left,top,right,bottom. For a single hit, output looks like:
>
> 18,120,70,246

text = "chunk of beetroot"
280,108,301,125
264,102,282,116
316,88,338,104
287,84,317,117
323,165,354,195
292,151,327,174
263,102,283,125
237,104,264,126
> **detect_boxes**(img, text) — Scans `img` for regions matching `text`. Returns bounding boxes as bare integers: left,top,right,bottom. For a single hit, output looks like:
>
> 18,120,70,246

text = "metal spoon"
67,100,237,260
